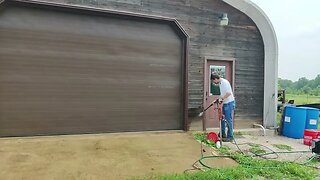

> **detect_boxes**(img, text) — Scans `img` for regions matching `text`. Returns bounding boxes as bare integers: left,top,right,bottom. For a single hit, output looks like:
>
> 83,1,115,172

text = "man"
211,74,235,142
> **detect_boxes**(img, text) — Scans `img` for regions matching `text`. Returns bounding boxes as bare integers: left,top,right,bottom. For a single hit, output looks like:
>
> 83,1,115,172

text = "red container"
207,132,220,143
304,129,318,146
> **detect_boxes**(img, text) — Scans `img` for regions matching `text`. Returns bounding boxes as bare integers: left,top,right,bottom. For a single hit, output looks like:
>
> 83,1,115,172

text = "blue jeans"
221,101,235,139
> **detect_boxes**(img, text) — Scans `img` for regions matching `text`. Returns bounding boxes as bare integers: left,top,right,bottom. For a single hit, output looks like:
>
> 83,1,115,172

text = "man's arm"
211,92,231,104
220,92,231,101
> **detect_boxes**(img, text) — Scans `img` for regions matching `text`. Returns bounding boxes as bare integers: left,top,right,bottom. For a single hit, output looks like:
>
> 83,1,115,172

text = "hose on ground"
190,118,318,171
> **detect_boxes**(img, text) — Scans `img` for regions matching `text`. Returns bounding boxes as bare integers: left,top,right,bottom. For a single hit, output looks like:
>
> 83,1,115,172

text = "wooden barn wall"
43,0,265,124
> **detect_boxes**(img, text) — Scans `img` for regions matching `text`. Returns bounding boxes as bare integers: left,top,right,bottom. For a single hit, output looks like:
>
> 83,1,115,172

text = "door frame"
203,56,235,130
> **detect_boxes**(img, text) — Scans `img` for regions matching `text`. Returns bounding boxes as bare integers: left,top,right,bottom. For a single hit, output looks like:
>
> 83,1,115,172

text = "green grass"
286,94,320,105
193,132,217,147
272,144,293,151
277,112,282,126
147,162,317,180
248,144,266,154
193,132,208,143
136,148,318,180
133,133,319,180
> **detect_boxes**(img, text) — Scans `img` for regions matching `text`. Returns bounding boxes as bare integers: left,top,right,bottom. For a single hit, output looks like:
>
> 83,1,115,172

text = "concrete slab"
0,132,236,180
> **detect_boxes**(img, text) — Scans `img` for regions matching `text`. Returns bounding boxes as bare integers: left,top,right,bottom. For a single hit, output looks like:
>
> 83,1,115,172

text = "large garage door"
0,1,186,136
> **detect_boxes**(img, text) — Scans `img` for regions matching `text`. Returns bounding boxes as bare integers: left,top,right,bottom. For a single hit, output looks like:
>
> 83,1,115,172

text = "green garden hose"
198,152,316,170
197,119,317,169
195,115,318,171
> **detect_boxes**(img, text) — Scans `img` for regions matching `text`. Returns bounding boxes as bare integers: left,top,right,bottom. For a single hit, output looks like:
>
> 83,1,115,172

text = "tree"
278,78,293,89
301,86,312,94
278,74,320,96
314,74,320,88
311,88,320,96
294,77,309,90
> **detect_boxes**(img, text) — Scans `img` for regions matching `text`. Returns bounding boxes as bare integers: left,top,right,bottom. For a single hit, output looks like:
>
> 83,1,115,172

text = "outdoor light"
220,13,229,26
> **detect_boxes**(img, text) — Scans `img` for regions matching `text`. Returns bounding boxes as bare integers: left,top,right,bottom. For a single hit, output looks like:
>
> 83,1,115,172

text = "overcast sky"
250,0,320,81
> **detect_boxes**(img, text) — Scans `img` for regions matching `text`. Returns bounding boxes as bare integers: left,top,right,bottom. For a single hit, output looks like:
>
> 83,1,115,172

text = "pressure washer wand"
198,99,221,117
198,103,214,117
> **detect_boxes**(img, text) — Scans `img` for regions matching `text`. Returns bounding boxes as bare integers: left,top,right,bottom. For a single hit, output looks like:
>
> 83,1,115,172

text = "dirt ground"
0,132,236,180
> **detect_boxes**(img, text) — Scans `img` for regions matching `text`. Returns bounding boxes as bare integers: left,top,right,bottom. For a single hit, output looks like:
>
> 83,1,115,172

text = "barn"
0,0,278,136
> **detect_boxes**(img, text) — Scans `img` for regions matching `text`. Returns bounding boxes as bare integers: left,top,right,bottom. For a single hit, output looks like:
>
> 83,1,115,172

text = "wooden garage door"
0,2,185,136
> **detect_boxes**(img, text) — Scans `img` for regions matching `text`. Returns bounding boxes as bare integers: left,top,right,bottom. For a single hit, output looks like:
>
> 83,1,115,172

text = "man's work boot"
222,138,233,142
218,132,226,139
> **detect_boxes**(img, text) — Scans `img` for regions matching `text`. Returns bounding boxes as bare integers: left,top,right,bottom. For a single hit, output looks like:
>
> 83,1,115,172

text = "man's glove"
213,99,223,104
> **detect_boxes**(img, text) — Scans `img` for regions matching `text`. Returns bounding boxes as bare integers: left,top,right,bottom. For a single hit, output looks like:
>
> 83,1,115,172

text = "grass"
233,131,246,138
272,144,293,151
137,150,318,180
193,132,208,143
147,162,317,180
276,112,282,127
193,132,217,147
133,133,319,180
248,144,266,154
286,94,320,105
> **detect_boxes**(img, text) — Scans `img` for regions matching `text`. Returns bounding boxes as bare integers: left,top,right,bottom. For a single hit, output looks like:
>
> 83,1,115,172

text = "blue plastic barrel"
305,107,319,129
283,106,307,139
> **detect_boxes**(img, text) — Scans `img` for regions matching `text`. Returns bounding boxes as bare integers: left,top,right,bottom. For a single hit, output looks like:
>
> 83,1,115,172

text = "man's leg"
219,105,227,138
223,103,233,139
220,113,227,138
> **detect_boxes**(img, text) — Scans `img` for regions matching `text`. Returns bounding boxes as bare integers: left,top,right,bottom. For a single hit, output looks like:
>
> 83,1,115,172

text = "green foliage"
217,146,231,155
140,150,318,180
134,134,319,180
248,144,266,154
193,133,216,148
272,144,293,151
193,132,207,143
279,74,320,96
277,112,282,126
286,94,320,105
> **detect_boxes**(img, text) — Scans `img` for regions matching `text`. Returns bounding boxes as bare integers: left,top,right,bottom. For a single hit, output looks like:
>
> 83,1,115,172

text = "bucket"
304,129,318,146
207,132,220,143
283,106,307,139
